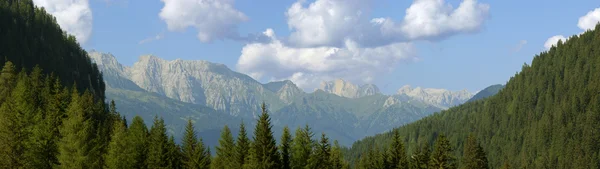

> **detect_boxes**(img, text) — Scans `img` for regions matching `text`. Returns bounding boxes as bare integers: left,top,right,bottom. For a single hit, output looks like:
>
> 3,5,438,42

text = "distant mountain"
396,85,472,109
467,84,504,102
89,51,463,146
317,79,381,98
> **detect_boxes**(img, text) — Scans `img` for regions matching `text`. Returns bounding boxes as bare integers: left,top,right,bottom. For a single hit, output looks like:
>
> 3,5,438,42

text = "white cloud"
578,8,600,31
33,0,93,44
237,29,416,91
399,0,490,40
513,40,527,52
238,0,490,89
544,35,566,50
139,33,165,44
159,0,247,42
285,0,490,47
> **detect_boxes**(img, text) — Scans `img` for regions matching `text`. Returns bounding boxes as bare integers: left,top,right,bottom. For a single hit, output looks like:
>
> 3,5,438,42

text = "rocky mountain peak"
317,79,381,98
396,85,473,109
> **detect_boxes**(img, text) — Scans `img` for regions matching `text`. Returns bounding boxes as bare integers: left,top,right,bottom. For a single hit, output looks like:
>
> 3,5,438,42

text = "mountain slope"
396,85,472,109
466,84,504,102
347,25,600,168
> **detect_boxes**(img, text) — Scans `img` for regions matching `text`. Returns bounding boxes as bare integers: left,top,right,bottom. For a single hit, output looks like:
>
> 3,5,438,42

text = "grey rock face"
317,79,381,98
396,85,473,109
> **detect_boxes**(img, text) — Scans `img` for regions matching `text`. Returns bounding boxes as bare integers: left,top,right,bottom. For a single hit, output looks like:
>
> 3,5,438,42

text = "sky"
32,0,600,94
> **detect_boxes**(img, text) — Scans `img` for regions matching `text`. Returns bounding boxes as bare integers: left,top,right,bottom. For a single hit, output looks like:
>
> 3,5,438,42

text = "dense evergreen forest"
3,0,600,168
347,24,600,168
0,0,105,99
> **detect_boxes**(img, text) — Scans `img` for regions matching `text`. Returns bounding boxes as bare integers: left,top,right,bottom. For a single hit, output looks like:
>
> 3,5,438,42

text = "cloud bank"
159,0,247,42
237,0,490,90
33,0,93,44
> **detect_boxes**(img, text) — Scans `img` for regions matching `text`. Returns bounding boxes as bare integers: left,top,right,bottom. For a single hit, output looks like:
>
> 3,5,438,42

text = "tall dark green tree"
57,90,96,169
429,135,456,169
146,116,169,168
166,136,183,169
182,119,202,169
280,126,292,169
0,70,33,168
128,116,148,169
330,140,348,169
235,121,250,168
307,133,332,169
249,103,280,169
410,143,431,169
461,135,488,169
0,61,16,104
292,125,314,169
385,130,409,169
358,147,385,169
105,119,134,169
213,125,236,169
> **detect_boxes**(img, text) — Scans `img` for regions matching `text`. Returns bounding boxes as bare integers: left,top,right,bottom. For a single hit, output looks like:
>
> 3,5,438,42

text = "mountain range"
89,51,475,146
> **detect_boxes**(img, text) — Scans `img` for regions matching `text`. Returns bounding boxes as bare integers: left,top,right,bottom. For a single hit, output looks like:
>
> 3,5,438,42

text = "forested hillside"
346,24,600,168
0,0,105,99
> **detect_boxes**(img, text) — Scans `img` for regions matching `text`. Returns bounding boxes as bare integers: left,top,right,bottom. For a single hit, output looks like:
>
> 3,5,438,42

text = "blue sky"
35,0,600,94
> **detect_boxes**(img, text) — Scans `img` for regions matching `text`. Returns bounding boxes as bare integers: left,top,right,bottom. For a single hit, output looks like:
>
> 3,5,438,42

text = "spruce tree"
330,140,348,169
280,126,292,169
410,143,431,169
235,121,251,168
461,134,488,169
307,133,332,169
292,125,314,169
146,116,169,168
386,130,409,169
197,140,211,169
57,90,95,169
182,119,201,168
105,119,135,169
0,61,16,104
0,70,31,168
249,102,280,169
214,125,236,169
128,116,149,169
166,136,183,169
429,135,456,169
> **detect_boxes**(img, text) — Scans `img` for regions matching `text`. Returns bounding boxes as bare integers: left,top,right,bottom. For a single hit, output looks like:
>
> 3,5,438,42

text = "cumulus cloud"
159,0,247,43
544,35,566,50
285,0,490,47
237,29,416,90
578,8,600,31
399,0,490,40
237,0,490,90
544,8,600,50
33,0,93,43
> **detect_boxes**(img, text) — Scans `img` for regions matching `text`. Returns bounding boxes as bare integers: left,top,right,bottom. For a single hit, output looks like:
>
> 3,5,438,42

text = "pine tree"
235,121,250,168
429,135,456,169
214,125,236,169
0,70,31,168
0,61,16,104
146,116,169,168
105,119,135,169
182,119,201,169
197,141,211,169
461,135,488,169
330,140,349,169
249,102,280,169
166,136,183,169
307,133,332,169
280,126,292,169
57,90,95,168
358,147,385,169
128,116,149,169
292,125,314,169
386,130,409,169
410,143,430,169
